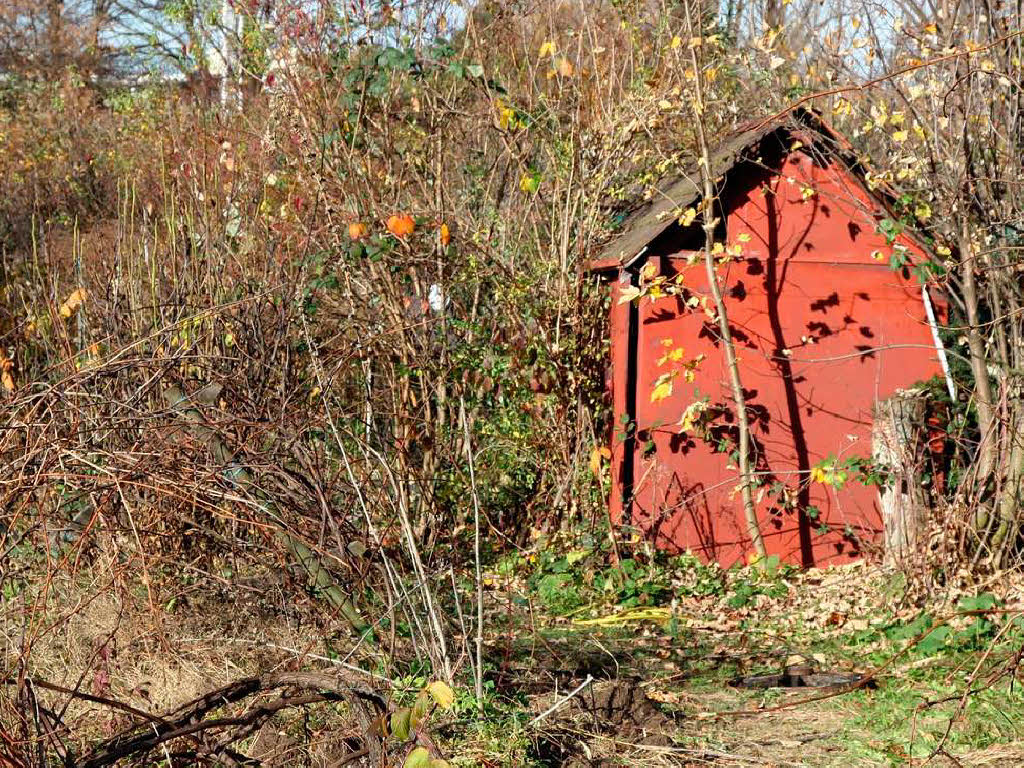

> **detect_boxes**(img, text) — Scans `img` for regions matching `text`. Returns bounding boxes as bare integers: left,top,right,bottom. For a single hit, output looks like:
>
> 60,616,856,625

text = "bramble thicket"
3,1,1024,765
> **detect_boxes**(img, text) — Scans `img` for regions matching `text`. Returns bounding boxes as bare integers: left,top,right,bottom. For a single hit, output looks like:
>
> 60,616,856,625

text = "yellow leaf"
670,35,682,49
589,446,612,477
519,173,541,193
0,351,14,393
678,207,697,227
651,373,674,403
573,606,671,627
556,58,574,77
801,187,816,200
737,233,751,243
892,130,908,142
404,747,432,768
679,400,708,432
538,41,556,58
58,288,87,318
495,99,518,131
427,681,455,709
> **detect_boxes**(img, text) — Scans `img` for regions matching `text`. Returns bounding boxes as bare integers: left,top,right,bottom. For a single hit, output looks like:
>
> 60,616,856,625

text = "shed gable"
591,108,919,273
596,110,947,567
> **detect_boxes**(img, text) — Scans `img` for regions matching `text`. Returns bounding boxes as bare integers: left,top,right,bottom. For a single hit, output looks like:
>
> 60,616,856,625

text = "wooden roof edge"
586,107,936,272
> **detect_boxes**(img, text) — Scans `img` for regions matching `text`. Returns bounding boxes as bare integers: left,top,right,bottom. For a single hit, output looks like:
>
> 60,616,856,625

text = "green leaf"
958,592,998,612
391,707,413,741
519,171,541,193
411,691,430,726
377,47,414,70
427,681,455,709
466,63,484,78
404,747,431,768
916,624,951,654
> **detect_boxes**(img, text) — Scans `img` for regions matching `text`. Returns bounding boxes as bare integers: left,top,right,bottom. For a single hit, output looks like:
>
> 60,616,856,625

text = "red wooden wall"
608,148,944,567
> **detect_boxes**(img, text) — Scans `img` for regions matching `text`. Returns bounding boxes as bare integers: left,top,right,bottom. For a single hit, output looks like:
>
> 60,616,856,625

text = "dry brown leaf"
59,288,87,318
0,351,14,393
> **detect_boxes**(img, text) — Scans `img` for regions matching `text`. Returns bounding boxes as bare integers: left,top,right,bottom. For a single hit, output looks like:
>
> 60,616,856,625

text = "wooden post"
872,388,929,566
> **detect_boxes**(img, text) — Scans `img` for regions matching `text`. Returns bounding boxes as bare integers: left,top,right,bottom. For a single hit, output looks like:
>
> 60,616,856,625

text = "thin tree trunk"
958,224,997,486
685,1,766,560
47,0,64,71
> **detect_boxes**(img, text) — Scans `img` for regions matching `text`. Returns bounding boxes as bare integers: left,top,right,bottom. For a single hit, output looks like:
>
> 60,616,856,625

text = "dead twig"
69,671,387,768
527,674,595,727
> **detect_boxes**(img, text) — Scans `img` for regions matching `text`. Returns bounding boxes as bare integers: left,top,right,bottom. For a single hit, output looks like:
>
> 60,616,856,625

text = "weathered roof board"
592,108,885,270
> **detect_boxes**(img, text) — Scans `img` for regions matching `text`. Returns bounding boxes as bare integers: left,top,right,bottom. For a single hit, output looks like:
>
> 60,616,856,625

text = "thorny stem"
684,1,767,559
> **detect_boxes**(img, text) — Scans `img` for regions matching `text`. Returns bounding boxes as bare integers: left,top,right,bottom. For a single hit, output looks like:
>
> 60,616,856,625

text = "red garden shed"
591,108,949,568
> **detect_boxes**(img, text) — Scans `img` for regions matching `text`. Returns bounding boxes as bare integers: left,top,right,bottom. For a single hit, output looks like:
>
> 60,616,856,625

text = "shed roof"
590,108,872,271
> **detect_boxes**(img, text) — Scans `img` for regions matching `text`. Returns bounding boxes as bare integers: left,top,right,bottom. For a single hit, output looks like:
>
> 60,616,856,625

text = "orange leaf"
439,223,451,248
386,214,416,238
348,221,368,240
0,351,13,393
